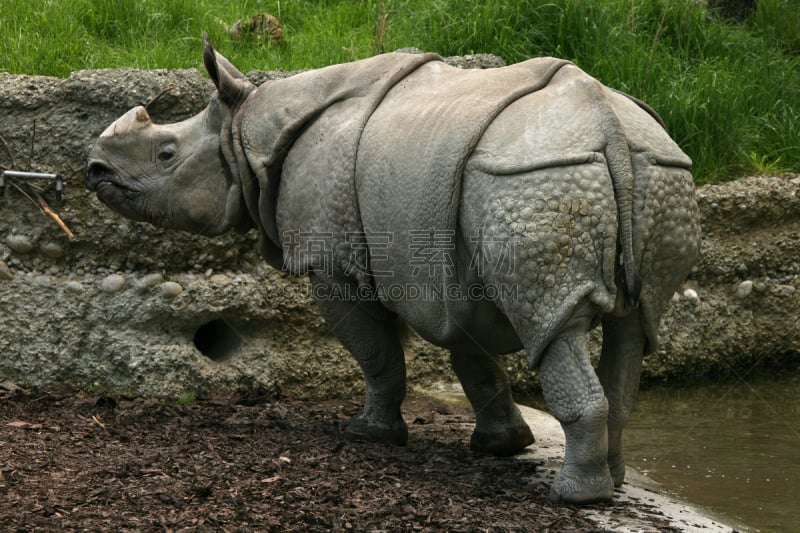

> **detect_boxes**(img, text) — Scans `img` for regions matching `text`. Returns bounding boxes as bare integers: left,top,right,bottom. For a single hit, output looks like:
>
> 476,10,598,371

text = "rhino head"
87,39,254,236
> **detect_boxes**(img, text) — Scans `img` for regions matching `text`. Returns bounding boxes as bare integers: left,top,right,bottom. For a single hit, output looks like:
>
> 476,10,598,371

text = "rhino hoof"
341,415,408,447
470,425,535,456
549,466,614,505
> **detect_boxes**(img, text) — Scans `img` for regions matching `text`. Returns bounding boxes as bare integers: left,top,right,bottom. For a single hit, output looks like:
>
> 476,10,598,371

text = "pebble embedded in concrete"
40,242,65,259
773,284,797,297
137,273,165,291
0,261,13,281
682,288,699,300
160,281,183,298
65,281,84,293
6,234,34,254
735,280,753,298
101,273,126,293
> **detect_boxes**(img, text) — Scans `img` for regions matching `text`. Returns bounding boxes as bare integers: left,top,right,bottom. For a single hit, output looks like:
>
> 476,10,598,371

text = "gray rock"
735,280,753,298
444,53,506,69
65,281,84,293
773,284,797,297
0,261,13,281
393,48,505,69
5,234,34,254
101,274,126,293
40,242,65,259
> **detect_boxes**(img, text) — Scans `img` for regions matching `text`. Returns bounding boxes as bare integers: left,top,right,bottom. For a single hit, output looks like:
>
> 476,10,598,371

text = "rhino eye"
158,148,175,163
158,146,176,163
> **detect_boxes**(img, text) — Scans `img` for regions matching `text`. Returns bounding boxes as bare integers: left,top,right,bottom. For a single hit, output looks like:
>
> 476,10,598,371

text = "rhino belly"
375,277,524,354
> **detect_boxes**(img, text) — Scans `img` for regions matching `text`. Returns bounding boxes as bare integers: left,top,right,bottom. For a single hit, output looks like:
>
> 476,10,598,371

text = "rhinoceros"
87,39,700,504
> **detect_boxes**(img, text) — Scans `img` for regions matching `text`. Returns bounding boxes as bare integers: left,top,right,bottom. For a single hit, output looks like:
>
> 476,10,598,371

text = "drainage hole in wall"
193,319,243,362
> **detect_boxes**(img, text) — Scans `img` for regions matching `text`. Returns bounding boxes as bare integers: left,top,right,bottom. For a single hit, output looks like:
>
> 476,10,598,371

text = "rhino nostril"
86,162,113,190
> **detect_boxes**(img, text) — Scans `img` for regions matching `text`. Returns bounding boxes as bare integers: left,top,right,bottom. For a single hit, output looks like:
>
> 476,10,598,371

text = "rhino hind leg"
538,317,614,504
311,276,408,446
450,350,534,456
596,313,647,487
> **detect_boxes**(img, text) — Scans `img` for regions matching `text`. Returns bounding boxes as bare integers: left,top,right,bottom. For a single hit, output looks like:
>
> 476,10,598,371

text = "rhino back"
354,58,571,345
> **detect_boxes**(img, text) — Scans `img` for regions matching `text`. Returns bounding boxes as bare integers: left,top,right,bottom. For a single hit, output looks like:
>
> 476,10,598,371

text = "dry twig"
0,131,17,169
7,180,74,239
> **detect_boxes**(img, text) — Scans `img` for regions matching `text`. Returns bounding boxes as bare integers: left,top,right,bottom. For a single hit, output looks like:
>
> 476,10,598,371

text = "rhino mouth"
86,161,139,194
86,161,150,222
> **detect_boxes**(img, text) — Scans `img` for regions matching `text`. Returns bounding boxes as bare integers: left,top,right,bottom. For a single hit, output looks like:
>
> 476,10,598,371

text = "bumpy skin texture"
87,42,701,505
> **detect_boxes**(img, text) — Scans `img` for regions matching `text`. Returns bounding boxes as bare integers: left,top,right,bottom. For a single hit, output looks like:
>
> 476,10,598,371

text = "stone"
40,242,65,259
735,280,753,298
137,273,165,291
160,281,183,298
101,274,126,293
0,261,13,281
773,284,797,297
5,234,34,254
65,281,84,293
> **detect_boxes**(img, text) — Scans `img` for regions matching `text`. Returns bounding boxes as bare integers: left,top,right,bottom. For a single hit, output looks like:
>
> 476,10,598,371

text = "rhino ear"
203,34,254,109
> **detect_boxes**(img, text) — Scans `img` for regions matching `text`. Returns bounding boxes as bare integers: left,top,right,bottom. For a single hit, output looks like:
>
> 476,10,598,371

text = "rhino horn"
100,106,152,138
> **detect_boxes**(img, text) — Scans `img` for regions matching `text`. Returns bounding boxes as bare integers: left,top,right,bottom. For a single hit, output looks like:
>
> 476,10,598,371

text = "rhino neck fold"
232,52,444,273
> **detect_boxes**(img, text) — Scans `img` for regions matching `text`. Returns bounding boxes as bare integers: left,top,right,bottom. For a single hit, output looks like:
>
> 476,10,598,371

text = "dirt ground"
0,385,674,532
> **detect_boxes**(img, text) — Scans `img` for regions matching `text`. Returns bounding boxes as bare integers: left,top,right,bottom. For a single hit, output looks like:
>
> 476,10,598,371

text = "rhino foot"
549,465,614,504
470,424,535,456
340,414,408,447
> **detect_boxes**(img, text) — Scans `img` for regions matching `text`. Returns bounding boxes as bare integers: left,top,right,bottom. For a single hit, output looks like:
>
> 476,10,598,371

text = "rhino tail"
598,103,640,309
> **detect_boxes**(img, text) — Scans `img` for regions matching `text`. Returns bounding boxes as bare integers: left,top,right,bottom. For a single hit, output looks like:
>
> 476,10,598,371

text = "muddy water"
623,371,800,532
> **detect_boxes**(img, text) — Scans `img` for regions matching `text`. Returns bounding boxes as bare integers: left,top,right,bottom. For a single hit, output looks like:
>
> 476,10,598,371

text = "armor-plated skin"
87,40,700,504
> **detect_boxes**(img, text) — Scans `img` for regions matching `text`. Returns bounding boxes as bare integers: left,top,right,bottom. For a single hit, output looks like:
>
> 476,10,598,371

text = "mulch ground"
1,386,643,532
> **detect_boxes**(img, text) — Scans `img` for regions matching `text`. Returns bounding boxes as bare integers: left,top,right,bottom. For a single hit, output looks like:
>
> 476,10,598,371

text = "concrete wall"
1,57,798,398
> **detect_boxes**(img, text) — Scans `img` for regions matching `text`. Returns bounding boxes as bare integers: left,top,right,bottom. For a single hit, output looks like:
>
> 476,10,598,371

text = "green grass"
1,0,798,182
177,391,197,405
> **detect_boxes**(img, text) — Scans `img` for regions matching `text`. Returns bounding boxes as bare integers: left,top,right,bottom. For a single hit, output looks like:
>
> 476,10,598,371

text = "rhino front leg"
450,350,534,456
539,324,614,504
311,275,408,446
596,314,647,487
